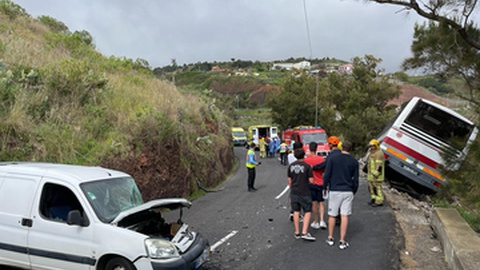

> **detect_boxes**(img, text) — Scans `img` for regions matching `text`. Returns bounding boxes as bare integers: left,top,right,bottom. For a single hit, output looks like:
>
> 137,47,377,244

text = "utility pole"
315,71,319,127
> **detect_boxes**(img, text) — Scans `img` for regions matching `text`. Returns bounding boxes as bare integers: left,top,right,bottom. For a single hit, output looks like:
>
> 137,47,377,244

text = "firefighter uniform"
367,139,385,206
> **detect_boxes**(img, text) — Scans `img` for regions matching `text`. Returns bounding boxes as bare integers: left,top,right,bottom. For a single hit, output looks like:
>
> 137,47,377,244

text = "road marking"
210,230,238,252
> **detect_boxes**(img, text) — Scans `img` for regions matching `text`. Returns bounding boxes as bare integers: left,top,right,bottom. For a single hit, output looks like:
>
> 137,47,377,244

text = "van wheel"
104,257,136,270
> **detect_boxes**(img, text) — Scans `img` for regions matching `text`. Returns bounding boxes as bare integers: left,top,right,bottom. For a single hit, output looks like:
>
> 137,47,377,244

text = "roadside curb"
431,208,480,270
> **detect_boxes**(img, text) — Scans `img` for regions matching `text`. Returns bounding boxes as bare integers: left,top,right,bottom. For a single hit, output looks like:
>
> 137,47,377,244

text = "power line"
303,0,313,59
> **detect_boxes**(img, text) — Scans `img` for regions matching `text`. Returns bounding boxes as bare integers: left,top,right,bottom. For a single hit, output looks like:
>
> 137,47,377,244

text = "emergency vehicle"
247,125,278,146
282,126,330,156
377,97,477,194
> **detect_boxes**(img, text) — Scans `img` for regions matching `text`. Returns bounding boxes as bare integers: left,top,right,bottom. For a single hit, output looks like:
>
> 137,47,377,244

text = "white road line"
210,230,238,252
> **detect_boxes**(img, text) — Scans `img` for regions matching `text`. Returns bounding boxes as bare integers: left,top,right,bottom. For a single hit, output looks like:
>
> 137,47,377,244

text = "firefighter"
367,139,385,207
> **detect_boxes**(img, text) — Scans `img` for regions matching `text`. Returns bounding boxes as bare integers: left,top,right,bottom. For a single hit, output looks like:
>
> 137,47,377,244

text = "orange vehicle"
282,126,330,156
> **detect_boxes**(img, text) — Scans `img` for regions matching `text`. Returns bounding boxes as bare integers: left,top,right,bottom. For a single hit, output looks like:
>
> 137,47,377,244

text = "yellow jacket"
367,148,385,181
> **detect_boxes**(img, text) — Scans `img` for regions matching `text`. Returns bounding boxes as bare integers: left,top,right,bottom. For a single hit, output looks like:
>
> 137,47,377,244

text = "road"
180,147,401,270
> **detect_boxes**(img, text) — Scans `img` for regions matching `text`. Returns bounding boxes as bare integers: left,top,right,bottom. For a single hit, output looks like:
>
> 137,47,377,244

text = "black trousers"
247,167,256,189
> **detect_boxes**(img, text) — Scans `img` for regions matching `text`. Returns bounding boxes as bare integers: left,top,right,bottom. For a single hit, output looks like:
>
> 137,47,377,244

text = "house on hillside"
338,63,353,74
272,61,311,70
211,66,226,72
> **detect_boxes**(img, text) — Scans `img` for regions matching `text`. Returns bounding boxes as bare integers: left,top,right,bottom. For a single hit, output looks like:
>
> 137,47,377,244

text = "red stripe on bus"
383,137,439,169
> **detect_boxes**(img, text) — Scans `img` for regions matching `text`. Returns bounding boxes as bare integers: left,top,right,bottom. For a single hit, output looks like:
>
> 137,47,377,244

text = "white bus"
378,97,478,193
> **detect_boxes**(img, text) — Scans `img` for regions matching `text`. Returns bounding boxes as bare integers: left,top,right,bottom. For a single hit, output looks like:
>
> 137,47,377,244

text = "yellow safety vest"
246,149,256,168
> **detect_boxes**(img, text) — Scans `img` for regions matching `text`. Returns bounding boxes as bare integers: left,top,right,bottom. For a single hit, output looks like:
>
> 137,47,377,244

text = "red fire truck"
282,126,330,156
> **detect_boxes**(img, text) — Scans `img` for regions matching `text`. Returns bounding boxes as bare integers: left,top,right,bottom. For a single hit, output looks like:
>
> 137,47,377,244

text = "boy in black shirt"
288,148,315,241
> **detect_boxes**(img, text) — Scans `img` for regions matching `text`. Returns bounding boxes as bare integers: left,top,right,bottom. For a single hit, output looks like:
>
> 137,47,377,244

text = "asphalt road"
181,147,401,270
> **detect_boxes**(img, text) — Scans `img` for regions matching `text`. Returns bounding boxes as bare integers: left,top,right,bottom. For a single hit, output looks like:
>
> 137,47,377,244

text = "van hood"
111,198,192,224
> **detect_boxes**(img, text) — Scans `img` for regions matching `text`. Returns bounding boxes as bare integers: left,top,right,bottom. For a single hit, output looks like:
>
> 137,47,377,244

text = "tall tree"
366,1,480,103
367,0,480,213
269,55,400,152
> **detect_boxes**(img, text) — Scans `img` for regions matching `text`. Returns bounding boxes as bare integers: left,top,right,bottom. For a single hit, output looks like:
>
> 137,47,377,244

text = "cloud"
13,0,426,73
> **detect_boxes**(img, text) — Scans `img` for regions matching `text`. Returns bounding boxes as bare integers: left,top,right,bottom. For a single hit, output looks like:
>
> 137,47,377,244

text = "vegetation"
269,55,400,155
369,0,480,232
0,0,233,201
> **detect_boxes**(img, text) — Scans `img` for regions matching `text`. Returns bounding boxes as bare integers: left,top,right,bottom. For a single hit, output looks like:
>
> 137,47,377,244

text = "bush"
0,0,27,20
38,15,69,34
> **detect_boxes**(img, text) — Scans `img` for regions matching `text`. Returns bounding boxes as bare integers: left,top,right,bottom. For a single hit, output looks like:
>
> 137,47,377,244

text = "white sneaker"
310,222,320,229
339,240,350,250
319,221,327,230
301,233,316,241
326,237,334,246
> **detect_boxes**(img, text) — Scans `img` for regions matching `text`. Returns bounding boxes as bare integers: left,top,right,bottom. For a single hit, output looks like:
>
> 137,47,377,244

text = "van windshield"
81,177,144,223
232,131,245,137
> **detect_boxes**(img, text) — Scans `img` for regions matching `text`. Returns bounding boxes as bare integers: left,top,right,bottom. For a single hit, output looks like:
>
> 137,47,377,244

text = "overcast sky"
13,0,433,73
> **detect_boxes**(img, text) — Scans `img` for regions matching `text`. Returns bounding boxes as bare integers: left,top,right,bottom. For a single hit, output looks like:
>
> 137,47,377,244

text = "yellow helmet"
338,141,343,150
369,139,379,148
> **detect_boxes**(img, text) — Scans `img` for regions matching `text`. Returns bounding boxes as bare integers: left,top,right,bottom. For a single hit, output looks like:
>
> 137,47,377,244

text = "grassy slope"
0,2,234,200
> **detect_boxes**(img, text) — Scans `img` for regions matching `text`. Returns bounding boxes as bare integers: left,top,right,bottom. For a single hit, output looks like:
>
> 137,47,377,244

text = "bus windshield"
405,100,474,148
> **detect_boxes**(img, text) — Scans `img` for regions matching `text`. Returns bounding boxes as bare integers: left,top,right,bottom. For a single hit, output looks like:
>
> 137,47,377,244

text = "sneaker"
310,222,320,229
294,233,301,239
289,213,293,222
339,240,350,250
299,215,304,223
326,237,334,246
301,233,316,241
319,221,327,230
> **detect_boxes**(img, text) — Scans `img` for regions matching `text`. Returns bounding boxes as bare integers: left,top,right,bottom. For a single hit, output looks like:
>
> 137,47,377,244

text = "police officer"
246,143,261,192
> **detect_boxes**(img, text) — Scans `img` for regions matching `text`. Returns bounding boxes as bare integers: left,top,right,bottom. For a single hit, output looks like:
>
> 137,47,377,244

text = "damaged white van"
0,162,210,270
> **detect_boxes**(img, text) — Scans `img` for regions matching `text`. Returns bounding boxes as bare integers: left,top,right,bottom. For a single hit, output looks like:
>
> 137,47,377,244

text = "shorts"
309,184,324,202
328,191,354,217
290,193,312,213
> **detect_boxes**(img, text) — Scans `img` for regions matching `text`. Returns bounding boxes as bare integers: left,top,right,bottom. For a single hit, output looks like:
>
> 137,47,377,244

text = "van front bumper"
145,233,210,270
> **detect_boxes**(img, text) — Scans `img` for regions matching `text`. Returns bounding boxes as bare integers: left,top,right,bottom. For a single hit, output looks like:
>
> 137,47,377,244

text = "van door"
252,128,259,145
0,173,39,269
28,181,96,270
270,127,278,139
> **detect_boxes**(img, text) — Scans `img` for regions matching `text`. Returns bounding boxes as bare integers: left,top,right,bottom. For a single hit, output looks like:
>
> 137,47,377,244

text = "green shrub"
0,0,27,20
38,15,69,34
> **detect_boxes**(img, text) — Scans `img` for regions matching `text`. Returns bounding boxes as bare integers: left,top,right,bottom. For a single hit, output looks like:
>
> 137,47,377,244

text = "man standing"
323,140,359,250
288,148,315,241
246,143,260,192
279,141,288,165
304,142,327,230
366,139,385,207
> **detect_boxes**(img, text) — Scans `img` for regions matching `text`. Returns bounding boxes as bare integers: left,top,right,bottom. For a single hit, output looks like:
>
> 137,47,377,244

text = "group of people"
257,136,280,159
245,135,386,250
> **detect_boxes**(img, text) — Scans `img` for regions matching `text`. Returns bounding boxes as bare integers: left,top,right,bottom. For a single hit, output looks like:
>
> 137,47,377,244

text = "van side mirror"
67,210,89,227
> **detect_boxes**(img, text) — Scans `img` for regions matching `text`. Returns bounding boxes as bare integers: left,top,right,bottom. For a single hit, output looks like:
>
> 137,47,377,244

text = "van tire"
104,257,136,270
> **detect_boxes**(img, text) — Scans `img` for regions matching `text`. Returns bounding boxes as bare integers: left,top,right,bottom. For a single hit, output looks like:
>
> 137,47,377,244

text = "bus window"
405,101,474,147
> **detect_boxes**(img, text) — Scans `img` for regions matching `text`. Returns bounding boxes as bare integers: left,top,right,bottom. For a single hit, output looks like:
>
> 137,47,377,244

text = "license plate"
400,164,419,176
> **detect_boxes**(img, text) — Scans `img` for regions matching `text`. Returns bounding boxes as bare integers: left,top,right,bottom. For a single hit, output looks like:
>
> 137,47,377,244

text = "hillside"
389,84,446,107
0,1,234,201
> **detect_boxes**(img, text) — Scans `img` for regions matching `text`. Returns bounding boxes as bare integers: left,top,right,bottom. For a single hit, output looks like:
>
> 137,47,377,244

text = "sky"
13,0,432,73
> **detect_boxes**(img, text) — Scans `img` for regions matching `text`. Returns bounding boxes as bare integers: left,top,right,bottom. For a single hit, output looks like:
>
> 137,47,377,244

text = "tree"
368,1,479,49
269,55,400,152
368,0,480,220
366,1,480,103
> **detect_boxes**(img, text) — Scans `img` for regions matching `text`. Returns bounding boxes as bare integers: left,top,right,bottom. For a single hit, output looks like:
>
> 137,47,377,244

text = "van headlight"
145,238,180,259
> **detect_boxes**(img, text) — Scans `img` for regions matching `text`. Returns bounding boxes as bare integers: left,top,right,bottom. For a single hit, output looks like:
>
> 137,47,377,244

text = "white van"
0,162,210,270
